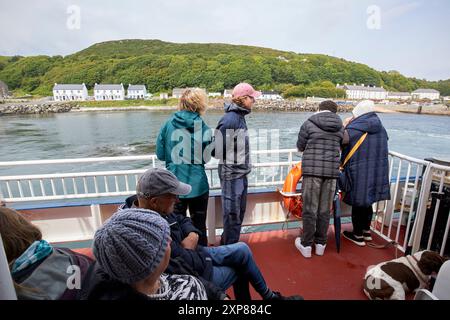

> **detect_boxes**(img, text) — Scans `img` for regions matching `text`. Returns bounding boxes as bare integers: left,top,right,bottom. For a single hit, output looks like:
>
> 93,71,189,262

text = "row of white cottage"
336,84,441,101
53,83,284,101
53,83,147,101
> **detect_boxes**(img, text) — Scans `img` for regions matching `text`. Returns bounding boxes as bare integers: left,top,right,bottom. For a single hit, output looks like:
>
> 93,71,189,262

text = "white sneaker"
295,237,312,258
315,243,326,256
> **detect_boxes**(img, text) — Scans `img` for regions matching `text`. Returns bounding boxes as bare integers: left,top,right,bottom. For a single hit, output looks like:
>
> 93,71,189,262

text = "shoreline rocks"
0,102,75,115
209,99,354,112
1,99,448,116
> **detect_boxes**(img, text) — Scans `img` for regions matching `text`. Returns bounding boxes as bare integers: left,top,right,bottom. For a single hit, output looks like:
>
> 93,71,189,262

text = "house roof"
343,85,386,92
412,88,440,94
128,84,146,91
94,84,124,90
53,83,86,90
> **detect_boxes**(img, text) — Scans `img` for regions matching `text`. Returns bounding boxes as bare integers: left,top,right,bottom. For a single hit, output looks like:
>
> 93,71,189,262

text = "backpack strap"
340,132,368,171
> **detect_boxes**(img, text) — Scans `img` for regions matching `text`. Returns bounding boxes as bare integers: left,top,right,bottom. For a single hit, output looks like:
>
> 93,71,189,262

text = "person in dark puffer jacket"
120,168,303,301
295,100,344,258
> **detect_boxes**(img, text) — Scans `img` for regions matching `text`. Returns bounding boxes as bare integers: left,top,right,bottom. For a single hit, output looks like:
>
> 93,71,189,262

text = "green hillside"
0,39,449,97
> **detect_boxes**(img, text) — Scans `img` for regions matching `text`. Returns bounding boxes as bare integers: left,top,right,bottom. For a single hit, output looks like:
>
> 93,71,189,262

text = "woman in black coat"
340,100,391,246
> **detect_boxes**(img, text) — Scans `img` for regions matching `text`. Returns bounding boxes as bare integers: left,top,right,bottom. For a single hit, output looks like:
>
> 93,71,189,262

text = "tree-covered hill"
0,39,448,97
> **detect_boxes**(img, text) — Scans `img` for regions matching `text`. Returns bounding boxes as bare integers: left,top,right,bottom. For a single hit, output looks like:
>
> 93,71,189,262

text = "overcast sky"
0,0,449,80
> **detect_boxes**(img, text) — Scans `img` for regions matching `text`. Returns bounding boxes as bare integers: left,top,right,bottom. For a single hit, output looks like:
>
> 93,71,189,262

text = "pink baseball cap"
232,83,261,99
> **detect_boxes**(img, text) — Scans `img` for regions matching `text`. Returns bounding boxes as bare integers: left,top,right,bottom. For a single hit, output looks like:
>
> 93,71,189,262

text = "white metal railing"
0,149,300,203
371,151,450,256
1,149,449,256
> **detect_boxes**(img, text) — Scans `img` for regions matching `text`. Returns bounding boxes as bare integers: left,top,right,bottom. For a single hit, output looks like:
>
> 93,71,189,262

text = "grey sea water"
0,110,449,175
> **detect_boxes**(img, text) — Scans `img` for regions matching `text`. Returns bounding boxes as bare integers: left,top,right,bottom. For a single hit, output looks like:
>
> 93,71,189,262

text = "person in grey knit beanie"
90,208,208,300
93,208,170,284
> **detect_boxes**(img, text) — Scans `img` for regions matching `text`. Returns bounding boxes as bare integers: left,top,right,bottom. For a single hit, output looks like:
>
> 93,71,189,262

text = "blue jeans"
220,176,248,245
203,242,272,300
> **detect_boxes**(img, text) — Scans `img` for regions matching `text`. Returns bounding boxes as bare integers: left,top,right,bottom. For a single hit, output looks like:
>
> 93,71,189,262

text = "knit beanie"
319,100,338,113
352,100,375,118
93,208,170,284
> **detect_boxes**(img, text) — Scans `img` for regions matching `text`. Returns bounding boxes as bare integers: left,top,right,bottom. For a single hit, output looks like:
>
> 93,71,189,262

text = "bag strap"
366,240,400,259
340,132,368,170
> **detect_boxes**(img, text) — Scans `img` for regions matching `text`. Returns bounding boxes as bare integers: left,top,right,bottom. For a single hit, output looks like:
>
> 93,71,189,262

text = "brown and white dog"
363,250,447,300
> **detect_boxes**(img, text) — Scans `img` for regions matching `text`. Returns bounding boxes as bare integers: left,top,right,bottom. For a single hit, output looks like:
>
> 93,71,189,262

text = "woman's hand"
343,116,353,128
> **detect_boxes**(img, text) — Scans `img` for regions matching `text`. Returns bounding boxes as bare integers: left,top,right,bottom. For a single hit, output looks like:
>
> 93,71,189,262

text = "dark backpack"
14,247,93,300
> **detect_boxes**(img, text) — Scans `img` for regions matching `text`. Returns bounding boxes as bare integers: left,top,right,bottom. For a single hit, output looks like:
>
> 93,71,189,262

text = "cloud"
0,0,448,80
383,1,422,21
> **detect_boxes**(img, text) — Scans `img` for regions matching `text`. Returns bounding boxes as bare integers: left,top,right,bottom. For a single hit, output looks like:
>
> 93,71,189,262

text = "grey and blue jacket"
214,102,251,180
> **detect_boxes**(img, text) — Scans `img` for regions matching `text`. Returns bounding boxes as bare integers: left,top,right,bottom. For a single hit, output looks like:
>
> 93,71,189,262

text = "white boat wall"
1,149,449,256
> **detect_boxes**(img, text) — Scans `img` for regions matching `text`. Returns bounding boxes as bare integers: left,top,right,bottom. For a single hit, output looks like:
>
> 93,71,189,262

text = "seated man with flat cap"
121,168,303,300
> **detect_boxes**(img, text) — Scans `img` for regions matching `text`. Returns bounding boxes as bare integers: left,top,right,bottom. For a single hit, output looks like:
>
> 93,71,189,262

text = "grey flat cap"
136,168,192,198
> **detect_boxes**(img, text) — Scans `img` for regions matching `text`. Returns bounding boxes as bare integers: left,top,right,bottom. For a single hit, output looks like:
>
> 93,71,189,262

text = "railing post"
206,196,216,246
288,150,293,168
0,186,4,205
411,163,433,254
90,204,103,230
0,233,17,300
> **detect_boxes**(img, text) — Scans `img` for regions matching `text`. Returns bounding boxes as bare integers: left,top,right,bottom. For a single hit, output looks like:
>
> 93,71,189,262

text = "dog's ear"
417,251,445,275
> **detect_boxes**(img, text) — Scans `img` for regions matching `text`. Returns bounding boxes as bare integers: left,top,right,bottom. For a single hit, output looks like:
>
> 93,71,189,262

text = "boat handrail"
0,148,298,167
0,149,449,256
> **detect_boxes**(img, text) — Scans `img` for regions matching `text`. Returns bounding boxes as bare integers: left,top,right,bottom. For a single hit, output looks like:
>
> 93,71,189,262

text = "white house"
172,88,207,98
94,83,125,101
412,89,440,101
387,91,412,101
53,83,88,101
223,89,233,98
208,92,221,97
159,93,169,99
258,91,283,100
337,84,387,100
127,84,147,100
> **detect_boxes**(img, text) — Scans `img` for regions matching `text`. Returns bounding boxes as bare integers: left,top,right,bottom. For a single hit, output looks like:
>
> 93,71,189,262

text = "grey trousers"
301,176,336,246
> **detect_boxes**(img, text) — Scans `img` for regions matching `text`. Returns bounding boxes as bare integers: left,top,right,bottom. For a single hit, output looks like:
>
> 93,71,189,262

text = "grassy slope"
0,39,448,96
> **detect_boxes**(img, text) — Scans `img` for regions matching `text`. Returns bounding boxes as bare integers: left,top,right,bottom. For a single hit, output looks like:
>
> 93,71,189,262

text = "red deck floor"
233,224,401,300
74,223,404,300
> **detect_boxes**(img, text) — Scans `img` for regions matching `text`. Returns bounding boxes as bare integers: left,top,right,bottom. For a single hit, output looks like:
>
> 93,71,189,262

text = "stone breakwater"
253,100,354,112
0,102,75,114
209,99,354,112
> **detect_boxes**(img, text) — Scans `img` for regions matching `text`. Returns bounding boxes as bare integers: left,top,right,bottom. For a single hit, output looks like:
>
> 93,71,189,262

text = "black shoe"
269,291,304,300
362,231,372,241
343,231,366,247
